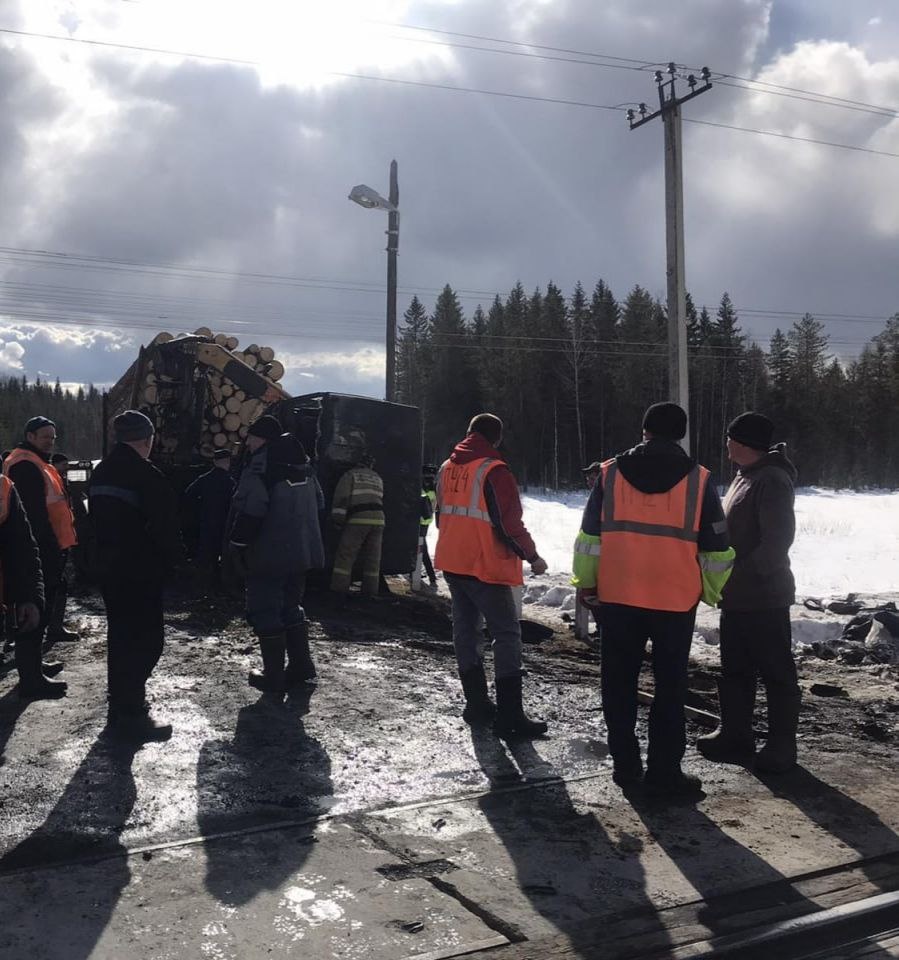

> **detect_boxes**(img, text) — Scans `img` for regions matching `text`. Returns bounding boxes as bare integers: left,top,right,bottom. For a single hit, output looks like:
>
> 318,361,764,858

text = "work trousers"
13,574,60,684
331,523,384,596
445,573,522,680
420,524,436,585
719,608,799,699
245,570,307,638
102,581,165,716
599,602,697,777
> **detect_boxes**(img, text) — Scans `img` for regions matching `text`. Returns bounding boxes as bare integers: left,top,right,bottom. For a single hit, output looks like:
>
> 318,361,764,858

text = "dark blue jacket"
184,466,236,560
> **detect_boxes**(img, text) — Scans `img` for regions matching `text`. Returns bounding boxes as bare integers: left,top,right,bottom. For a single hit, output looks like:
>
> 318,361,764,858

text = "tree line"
0,376,104,458
396,280,899,489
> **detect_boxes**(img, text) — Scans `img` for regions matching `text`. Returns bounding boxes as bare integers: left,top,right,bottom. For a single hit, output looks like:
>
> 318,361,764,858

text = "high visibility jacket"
0,474,10,526
331,467,385,527
434,457,522,586
597,458,709,612
421,488,436,526
3,448,77,549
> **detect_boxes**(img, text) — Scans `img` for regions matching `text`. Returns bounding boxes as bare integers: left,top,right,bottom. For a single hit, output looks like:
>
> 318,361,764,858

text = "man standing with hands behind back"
435,413,548,740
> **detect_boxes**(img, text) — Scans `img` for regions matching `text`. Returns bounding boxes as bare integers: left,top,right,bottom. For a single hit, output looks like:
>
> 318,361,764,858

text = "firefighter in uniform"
3,416,77,697
89,410,184,742
329,454,385,597
0,473,45,680
572,402,734,798
435,413,548,739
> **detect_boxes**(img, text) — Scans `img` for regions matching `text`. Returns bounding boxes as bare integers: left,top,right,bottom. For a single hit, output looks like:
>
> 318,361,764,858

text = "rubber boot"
755,686,800,774
248,633,287,695
15,632,67,700
284,622,317,688
696,676,757,762
644,768,704,800
493,674,547,740
459,663,495,724
42,660,64,678
46,579,79,642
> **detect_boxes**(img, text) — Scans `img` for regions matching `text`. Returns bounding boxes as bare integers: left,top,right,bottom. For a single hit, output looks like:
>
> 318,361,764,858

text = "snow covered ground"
426,487,899,656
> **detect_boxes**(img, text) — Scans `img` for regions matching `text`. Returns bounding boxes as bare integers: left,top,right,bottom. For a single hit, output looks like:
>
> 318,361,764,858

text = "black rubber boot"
15,633,67,700
248,633,287,695
644,769,704,800
756,686,800,774
284,622,317,688
459,663,495,724
493,674,547,740
697,676,757,762
107,708,172,743
42,660,64,678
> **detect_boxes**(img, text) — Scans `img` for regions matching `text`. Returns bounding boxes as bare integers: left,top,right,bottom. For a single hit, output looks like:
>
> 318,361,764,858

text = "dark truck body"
103,338,421,575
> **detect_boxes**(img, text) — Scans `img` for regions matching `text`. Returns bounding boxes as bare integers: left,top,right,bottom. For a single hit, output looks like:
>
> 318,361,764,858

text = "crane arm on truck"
195,342,289,404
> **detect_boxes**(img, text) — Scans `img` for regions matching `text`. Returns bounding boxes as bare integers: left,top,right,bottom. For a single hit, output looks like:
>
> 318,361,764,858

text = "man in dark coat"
0,472,45,681
698,412,801,773
183,449,236,590
89,410,184,741
229,432,325,696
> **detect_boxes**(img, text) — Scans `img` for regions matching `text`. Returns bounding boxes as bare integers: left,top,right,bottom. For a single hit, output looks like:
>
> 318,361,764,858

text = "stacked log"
134,328,286,459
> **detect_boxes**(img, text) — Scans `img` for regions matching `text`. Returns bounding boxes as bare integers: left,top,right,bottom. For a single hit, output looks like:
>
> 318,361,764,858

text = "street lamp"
349,160,400,402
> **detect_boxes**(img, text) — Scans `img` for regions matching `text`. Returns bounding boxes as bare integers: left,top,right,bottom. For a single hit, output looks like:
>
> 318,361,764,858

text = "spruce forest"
396,281,899,489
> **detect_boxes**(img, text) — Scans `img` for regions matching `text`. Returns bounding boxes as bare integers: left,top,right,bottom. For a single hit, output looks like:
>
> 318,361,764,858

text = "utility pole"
629,64,711,453
386,159,399,403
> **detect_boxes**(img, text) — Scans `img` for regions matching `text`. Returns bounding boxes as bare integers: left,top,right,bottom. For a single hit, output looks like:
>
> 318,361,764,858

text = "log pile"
139,328,286,458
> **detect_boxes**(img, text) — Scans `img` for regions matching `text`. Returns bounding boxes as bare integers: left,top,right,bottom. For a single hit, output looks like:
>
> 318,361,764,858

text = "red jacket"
437,433,537,562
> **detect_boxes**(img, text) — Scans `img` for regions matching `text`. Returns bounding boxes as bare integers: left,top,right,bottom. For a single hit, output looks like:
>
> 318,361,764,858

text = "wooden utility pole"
386,159,399,403
629,65,712,453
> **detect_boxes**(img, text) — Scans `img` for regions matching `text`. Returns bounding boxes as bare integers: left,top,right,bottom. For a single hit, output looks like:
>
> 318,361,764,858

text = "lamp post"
349,160,399,403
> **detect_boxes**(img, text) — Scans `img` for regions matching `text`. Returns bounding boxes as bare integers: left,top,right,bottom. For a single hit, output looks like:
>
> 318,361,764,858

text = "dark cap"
247,415,282,441
581,460,602,474
642,402,687,441
727,412,774,452
50,452,69,465
212,449,232,461
114,410,154,443
269,433,308,466
24,416,55,436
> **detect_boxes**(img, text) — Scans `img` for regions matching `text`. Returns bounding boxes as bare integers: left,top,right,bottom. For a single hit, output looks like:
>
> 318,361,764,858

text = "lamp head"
348,184,397,213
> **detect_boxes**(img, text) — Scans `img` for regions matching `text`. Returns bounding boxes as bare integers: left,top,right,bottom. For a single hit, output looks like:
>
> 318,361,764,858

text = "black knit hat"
247,415,282,441
642,402,687,441
114,410,154,442
727,412,774,451
24,415,55,436
212,449,232,461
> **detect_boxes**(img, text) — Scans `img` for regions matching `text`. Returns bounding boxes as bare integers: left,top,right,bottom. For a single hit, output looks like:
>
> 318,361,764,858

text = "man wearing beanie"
698,412,801,773
3,415,77,698
89,409,184,741
229,431,324,695
571,402,734,798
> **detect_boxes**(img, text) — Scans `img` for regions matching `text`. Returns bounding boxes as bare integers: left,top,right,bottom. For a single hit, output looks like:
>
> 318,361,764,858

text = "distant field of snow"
514,487,899,599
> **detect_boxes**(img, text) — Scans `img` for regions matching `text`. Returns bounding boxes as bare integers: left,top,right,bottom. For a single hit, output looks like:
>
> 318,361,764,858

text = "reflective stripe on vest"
597,459,709,612
434,456,523,586
3,448,77,549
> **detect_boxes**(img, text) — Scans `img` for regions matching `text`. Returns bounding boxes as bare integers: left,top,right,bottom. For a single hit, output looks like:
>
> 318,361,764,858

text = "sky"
0,0,898,401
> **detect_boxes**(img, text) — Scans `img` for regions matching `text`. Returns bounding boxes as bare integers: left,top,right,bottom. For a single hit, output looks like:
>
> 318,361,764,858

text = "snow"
516,487,899,598
426,487,899,653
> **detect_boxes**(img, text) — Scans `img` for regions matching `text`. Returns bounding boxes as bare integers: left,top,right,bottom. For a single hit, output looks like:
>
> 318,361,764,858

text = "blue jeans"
245,571,307,637
445,574,521,679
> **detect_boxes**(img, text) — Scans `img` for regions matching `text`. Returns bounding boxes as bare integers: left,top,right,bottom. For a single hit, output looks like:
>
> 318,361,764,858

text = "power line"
2,27,896,160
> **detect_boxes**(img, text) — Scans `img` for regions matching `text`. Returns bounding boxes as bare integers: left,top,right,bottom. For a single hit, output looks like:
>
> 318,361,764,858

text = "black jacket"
720,444,797,611
183,466,236,558
579,439,730,553
0,483,45,610
7,441,62,578
89,443,184,585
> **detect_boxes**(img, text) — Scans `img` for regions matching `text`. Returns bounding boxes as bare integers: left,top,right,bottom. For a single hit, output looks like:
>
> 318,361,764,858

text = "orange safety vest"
3,448,77,550
597,458,709,612
434,456,523,587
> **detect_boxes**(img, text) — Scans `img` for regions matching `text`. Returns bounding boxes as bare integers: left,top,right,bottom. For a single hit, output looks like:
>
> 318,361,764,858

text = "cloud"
0,340,25,371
